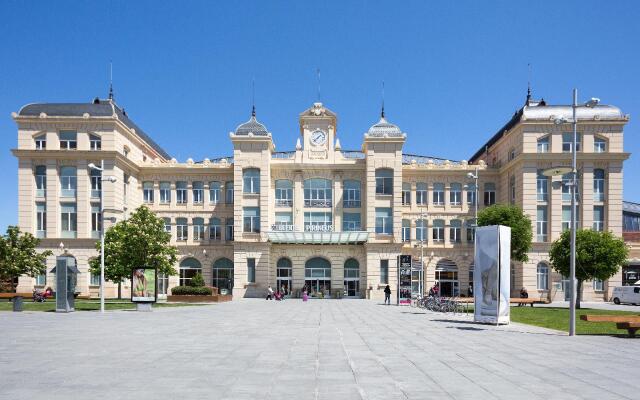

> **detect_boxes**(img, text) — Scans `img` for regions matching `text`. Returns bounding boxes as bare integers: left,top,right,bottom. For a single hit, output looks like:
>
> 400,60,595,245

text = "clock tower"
299,102,337,162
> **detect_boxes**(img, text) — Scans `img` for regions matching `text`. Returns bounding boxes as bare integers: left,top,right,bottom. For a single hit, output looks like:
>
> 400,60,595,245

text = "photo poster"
131,268,158,303
473,225,511,324
398,255,412,305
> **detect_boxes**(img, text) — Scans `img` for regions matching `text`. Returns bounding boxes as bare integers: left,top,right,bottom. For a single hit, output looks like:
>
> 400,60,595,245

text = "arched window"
375,168,393,195
192,217,205,241
305,258,331,278
416,219,426,241
450,183,462,205
449,219,462,243
343,180,361,208
89,134,101,151
402,182,411,205
34,133,46,150
416,182,427,205
483,182,496,206
209,181,221,204
277,257,292,269
209,217,221,240
212,258,234,291
60,166,77,197
433,183,444,205
192,181,204,204
536,262,549,290
179,258,202,286
275,179,293,207
432,219,444,242
243,168,260,194
304,178,332,207
593,169,605,202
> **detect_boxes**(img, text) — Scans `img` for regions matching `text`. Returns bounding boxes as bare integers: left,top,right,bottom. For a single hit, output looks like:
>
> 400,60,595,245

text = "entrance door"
305,257,331,297
344,280,359,297
304,279,331,296
435,259,459,297
343,259,360,298
276,258,292,296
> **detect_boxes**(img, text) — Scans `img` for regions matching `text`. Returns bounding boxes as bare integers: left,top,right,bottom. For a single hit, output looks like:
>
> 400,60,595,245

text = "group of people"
265,285,288,301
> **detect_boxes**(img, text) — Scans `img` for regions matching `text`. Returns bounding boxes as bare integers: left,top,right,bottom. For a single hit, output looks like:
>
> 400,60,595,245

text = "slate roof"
18,100,171,159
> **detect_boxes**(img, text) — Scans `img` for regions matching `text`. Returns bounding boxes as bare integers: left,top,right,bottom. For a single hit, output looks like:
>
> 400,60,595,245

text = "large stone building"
10,93,630,301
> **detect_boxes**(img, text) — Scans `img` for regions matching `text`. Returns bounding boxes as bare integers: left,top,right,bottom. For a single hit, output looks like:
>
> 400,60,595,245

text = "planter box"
167,294,232,303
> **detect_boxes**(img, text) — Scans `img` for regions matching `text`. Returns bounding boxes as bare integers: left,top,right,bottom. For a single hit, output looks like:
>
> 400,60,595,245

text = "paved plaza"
1,299,639,400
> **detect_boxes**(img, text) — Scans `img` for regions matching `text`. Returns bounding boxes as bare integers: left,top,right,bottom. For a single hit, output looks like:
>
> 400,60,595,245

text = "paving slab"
1,299,638,400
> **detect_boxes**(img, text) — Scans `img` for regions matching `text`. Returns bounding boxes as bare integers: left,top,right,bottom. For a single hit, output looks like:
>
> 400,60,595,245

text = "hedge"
170,286,213,296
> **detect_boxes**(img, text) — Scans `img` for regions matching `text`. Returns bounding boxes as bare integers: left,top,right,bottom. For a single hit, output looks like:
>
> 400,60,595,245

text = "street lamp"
466,168,479,296
87,161,117,313
544,89,599,337
416,208,428,297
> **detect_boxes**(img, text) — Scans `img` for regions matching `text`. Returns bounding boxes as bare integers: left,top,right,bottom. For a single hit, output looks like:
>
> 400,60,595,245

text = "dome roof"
367,115,403,137
234,108,269,136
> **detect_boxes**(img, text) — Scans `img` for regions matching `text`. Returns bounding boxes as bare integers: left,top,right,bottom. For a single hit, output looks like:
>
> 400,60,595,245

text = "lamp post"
88,161,117,313
467,168,479,295
545,89,600,336
418,208,428,297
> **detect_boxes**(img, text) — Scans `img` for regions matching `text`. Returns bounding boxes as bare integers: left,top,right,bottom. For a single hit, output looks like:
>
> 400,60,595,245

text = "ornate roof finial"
108,60,114,101
251,78,256,117
525,63,532,105
381,81,385,118
316,68,321,102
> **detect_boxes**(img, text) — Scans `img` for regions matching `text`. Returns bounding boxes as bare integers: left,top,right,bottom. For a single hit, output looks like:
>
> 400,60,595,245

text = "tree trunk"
118,281,122,299
576,280,583,309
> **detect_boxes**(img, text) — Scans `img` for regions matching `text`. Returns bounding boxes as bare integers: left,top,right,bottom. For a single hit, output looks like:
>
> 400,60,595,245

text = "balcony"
275,199,293,207
304,199,332,208
343,200,361,208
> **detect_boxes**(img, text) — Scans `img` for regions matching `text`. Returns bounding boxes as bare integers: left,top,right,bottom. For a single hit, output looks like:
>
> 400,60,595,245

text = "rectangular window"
192,181,204,204
143,181,154,203
35,135,46,150
562,173,579,202
209,181,221,204
89,135,101,151
226,217,234,241
416,219,426,241
343,180,361,208
432,219,444,242
380,260,389,284
163,218,171,235
466,219,476,242
36,202,46,238
466,184,476,206
562,206,581,231
593,279,604,292
159,182,171,204
594,138,607,153
90,169,101,199
449,220,462,243
537,265,549,291
343,212,361,232
509,176,516,205
176,181,188,204
593,206,605,232
416,183,427,205
304,211,332,232
35,166,47,197
537,136,549,153
402,219,411,242
35,273,46,286
304,179,332,207
593,170,605,202
60,166,77,197
243,207,260,233
450,183,462,206
484,183,496,206
59,130,77,150
209,218,221,240
375,208,392,235
537,171,548,202
91,204,102,239
193,218,205,241
432,183,444,206
247,258,256,283
536,206,548,242
375,170,393,195
176,218,188,241
90,273,101,286
243,169,260,194
225,181,234,204
562,132,582,152
273,212,293,231
60,203,77,238
275,180,293,207
402,183,411,206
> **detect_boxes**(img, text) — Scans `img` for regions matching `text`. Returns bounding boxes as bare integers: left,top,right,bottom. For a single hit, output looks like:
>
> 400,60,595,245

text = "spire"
525,63,532,105
108,60,114,101
251,78,256,117
381,81,385,118
316,68,321,102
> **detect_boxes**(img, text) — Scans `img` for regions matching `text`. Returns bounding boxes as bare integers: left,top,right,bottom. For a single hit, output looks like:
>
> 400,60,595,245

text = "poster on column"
131,268,158,303
473,225,510,324
398,255,412,305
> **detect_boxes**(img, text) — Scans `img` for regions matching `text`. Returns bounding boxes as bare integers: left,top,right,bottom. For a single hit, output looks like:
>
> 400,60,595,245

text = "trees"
89,205,178,298
549,229,627,309
0,226,52,292
477,204,533,263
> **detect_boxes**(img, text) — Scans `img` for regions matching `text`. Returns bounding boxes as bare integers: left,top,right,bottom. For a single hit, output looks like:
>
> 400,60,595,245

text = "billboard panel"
398,255,412,305
474,225,510,324
131,268,157,303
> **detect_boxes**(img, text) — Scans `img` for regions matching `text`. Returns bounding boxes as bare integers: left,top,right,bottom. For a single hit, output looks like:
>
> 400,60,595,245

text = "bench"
0,293,33,301
510,298,549,307
580,315,640,337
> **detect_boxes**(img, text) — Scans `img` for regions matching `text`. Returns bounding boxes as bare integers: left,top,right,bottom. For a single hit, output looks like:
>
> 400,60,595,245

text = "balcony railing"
272,151,296,159
304,199,332,207
343,200,361,208
341,150,365,159
275,199,293,207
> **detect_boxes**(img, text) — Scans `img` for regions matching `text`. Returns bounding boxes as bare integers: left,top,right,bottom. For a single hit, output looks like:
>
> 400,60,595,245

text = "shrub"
170,286,212,296
189,272,205,287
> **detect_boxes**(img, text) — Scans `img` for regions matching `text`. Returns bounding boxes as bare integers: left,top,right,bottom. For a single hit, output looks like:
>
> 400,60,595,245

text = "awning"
266,231,369,245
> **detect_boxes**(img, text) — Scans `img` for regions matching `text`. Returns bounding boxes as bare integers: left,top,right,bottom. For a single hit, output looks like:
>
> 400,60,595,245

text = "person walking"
266,285,274,300
384,285,391,305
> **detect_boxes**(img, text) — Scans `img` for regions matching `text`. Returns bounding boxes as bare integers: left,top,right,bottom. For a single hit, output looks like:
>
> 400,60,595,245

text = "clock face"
311,130,327,146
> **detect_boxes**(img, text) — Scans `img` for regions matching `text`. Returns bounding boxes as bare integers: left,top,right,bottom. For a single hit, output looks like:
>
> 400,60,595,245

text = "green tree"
549,229,627,309
0,226,52,292
477,204,533,262
89,205,178,298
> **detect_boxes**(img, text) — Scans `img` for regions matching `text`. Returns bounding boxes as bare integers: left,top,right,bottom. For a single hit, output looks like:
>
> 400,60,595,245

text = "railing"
341,150,365,159
304,199,332,207
271,224,295,232
275,199,293,207
402,153,461,166
272,151,296,159
343,223,362,232
343,200,361,208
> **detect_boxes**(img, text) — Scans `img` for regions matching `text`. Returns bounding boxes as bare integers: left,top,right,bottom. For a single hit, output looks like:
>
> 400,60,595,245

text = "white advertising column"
474,225,511,325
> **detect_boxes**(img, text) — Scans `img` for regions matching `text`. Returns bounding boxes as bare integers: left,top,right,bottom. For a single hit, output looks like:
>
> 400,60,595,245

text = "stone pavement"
1,299,638,400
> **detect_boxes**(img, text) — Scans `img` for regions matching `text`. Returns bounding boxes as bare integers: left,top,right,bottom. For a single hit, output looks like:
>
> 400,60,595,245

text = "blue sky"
0,0,638,232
